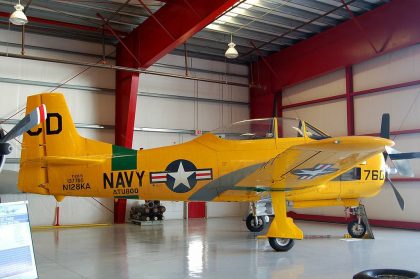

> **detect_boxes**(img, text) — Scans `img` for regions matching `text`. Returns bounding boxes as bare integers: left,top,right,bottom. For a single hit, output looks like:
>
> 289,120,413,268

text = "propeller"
379,113,420,210
385,174,405,210
0,104,47,172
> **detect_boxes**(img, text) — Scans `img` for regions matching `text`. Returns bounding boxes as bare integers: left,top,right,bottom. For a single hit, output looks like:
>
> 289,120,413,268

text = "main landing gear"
247,193,303,252
346,204,374,239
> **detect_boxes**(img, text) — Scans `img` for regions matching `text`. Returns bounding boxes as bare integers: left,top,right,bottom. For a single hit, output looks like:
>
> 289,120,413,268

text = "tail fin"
18,93,83,194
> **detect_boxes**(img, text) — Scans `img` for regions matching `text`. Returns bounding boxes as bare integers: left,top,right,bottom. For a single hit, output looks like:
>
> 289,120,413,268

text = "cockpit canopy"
210,118,330,141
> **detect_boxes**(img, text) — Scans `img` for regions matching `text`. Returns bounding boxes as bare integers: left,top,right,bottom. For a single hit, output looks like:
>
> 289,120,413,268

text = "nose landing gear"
346,204,374,239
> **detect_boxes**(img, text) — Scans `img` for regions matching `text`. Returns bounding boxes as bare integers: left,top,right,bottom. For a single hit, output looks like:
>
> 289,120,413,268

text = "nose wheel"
346,204,374,239
347,220,367,238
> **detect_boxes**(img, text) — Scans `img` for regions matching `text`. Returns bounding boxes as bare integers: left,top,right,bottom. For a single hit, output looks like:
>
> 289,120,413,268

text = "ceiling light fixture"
225,34,238,59
10,0,28,26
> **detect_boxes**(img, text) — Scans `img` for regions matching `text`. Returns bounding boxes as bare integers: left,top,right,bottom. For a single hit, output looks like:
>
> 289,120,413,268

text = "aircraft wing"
236,136,393,191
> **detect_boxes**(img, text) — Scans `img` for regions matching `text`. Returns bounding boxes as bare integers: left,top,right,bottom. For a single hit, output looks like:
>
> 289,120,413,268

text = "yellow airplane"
12,93,419,252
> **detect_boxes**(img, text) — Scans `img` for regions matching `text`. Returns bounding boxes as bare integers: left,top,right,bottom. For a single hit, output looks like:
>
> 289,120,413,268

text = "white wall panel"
354,44,420,91
197,78,222,100
197,102,222,131
140,72,195,97
282,100,347,137
354,85,420,134
231,105,250,123
283,69,345,105
207,202,248,218
1,194,113,226
136,96,195,129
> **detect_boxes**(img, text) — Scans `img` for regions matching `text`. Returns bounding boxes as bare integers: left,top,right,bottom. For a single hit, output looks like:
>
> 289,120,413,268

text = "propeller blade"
380,113,390,161
386,175,405,210
385,146,414,177
0,104,46,143
380,113,390,139
389,152,420,160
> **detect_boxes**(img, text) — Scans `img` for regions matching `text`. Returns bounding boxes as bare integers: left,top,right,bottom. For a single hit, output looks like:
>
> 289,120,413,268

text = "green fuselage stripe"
112,145,137,171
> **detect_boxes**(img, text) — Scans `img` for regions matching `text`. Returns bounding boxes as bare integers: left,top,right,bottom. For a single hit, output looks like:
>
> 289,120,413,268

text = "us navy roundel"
150,159,213,193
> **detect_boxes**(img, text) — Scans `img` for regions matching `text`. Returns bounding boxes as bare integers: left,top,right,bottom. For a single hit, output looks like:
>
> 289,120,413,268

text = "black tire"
246,214,265,232
347,220,367,238
353,269,420,279
268,238,294,252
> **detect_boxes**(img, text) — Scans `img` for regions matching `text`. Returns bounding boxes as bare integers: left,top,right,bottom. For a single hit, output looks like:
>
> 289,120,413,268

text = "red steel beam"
340,0,379,54
137,0,176,41
250,0,420,118
122,0,239,68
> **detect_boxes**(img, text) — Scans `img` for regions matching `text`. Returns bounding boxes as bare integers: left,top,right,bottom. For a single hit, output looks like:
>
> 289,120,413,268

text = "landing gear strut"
346,204,374,239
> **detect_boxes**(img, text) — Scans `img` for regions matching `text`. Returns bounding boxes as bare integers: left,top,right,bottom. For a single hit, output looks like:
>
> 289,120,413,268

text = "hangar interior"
0,0,420,278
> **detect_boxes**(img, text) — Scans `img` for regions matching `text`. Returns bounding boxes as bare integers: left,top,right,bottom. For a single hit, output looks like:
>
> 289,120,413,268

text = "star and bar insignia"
291,164,338,180
150,159,213,193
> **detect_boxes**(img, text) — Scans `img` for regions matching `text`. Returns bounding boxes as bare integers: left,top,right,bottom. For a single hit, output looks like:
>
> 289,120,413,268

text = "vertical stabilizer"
18,93,82,194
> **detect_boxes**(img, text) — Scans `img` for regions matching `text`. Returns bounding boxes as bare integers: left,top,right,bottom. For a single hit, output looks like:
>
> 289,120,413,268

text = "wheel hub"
250,218,262,227
352,224,364,234
274,238,290,246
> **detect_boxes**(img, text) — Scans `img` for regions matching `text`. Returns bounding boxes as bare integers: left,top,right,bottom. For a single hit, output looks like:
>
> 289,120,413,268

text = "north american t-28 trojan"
2,92,419,252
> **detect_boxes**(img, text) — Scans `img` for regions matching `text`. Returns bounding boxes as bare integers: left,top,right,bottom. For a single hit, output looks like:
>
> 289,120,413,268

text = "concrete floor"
31,218,420,279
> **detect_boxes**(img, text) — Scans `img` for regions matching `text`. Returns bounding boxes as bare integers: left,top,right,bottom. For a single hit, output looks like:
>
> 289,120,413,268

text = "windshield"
277,118,304,138
210,118,330,141
305,122,330,140
211,118,274,140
